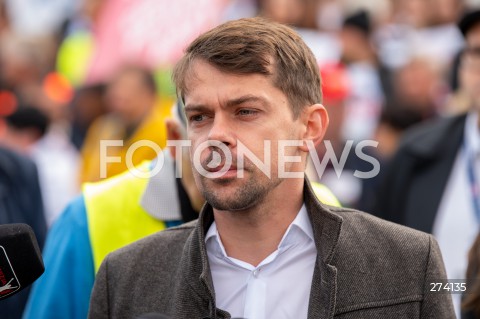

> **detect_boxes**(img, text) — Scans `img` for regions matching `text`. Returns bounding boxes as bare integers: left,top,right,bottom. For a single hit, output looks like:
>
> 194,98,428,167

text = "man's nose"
207,114,236,147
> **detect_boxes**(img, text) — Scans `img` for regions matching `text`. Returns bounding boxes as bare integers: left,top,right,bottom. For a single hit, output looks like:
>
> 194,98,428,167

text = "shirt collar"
283,203,314,244
205,203,314,259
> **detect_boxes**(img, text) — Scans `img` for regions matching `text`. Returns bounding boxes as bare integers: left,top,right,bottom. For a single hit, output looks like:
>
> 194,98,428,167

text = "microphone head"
0,223,44,300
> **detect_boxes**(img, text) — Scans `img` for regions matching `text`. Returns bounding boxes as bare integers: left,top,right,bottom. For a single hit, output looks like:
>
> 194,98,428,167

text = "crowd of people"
0,0,480,318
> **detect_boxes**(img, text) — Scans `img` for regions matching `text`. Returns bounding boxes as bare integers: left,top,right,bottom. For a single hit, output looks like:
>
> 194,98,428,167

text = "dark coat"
89,179,454,319
0,146,47,319
373,114,467,233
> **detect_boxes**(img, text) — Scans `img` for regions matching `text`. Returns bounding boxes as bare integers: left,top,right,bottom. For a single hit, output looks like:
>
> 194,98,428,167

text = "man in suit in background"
374,9,480,316
89,17,454,319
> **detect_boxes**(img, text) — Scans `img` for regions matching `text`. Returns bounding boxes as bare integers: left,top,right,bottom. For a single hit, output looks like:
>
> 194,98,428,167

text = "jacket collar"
401,113,466,160
140,154,183,221
303,177,342,319
175,177,343,319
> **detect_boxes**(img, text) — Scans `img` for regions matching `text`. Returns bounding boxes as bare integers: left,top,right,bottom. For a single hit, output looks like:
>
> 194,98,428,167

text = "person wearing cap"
89,17,453,319
374,8,480,317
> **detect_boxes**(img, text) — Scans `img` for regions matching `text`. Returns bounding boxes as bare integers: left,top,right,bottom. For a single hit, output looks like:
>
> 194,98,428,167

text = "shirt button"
253,269,260,278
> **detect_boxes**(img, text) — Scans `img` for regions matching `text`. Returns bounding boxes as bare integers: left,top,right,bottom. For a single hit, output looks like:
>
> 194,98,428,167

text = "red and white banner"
87,0,227,83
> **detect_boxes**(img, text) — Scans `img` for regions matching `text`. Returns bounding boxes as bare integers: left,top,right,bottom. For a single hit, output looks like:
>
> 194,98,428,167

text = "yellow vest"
311,182,341,207
84,163,340,273
84,162,167,272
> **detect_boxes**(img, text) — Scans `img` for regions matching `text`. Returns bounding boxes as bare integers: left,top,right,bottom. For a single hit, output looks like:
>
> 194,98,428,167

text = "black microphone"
0,223,44,300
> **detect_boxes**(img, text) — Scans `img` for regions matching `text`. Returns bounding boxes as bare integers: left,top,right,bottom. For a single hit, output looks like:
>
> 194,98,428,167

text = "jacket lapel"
304,178,343,319
171,203,231,319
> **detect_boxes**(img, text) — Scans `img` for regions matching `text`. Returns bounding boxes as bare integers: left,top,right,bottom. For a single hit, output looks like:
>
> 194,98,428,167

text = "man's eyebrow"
184,104,208,113
184,95,267,113
225,95,267,108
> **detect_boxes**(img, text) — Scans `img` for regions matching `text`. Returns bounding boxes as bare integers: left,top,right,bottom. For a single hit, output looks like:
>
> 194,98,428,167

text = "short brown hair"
173,17,322,117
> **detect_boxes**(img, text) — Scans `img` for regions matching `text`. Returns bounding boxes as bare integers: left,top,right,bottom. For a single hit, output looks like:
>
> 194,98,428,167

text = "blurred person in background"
30,113,80,226
357,103,422,211
314,62,422,208
0,103,78,227
258,0,341,65
0,30,80,226
2,0,80,37
221,0,257,22
0,35,56,112
373,9,480,317
23,103,203,319
0,106,49,154
259,0,318,28
0,100,47,319
312,62,365,206
316,63,350,159
69,84,108,150
390,57,443,119
372,104,424,167
79,65,168,183
375,0,464,71
339,10,386,142
56,0,106,87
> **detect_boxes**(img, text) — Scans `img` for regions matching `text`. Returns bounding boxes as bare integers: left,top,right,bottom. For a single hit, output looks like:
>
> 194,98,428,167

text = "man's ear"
299,104,329,152
165,118,183,158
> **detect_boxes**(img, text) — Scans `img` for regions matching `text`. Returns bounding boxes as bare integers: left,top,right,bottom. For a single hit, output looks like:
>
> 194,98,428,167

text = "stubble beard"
197,168,282,211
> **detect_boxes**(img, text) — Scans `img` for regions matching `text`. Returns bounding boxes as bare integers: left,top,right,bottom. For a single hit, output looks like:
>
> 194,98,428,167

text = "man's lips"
205,164,238,173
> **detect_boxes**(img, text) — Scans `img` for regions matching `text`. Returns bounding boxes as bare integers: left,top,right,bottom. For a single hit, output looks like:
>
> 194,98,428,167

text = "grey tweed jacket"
88,179,455,319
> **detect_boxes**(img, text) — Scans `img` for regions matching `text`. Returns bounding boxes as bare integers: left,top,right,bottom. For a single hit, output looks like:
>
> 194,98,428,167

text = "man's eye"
190,114,206,122
237,109,257,116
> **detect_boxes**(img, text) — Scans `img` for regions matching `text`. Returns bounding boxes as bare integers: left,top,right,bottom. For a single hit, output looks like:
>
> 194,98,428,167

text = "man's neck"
212,179,304,267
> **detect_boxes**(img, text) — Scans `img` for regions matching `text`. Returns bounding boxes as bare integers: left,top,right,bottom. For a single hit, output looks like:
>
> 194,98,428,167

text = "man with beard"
88,17,454,319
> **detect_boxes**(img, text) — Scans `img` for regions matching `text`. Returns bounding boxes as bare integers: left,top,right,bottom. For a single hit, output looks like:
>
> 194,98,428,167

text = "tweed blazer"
88,179,455,319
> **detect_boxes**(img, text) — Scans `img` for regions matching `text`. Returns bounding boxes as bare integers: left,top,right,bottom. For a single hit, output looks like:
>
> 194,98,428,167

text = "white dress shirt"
205,204,316,319
434,111,480,317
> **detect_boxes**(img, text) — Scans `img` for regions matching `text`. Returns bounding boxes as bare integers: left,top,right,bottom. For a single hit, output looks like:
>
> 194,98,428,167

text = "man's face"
184,60,307,211
106,71,153,120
